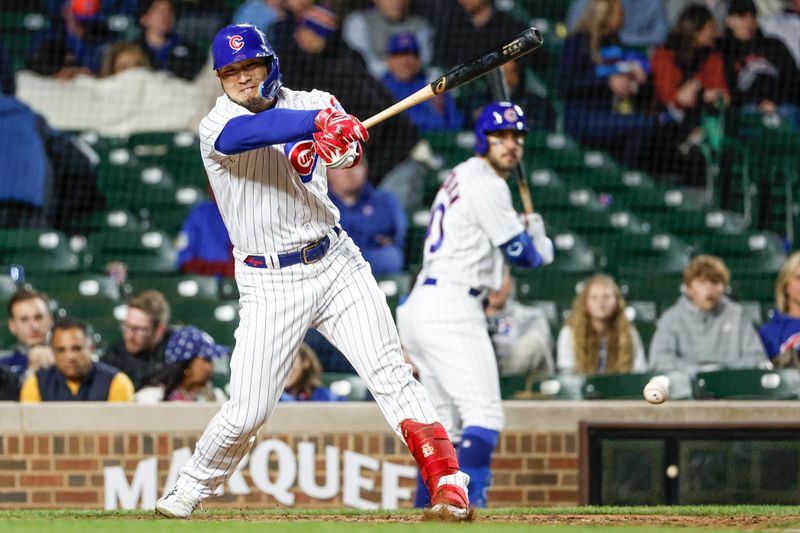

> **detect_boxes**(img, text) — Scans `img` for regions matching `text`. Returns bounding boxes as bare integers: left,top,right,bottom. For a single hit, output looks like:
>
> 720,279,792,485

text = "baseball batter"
397,102,554,508
156,24,471,519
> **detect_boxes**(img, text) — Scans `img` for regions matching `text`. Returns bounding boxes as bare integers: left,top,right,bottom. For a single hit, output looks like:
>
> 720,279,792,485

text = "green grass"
2,506,800,533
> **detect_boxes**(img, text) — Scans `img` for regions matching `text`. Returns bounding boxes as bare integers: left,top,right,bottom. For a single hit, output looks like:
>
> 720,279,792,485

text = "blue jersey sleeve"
215,108,319,155
500,231,543,269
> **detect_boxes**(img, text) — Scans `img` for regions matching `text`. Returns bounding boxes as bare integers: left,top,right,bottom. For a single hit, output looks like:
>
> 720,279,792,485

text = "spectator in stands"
380,32,464,133
557,274,647,375
279,4,420,182
101,290,172,390
343,0,434,80
26,0,116,78
175,189,234,278
303,329,356,374
136,0,206,80
269,0,314,52
719,0,800,124
755,0,800,68
649,5,729,185
135,326,227,402
327,158,406,275
0,289,54,380
20,317,134,402
556,0,655,168
567,0,670,47
650,255,767,372
280,343,346,401
233,0,283,35
759,251,800,367
666,0,731,28
0,365,20,401
100,41,150,77
486,272,554,377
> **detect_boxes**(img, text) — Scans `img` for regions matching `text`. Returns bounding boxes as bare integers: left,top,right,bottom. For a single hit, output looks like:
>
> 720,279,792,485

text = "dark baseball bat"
486,68,535,215
362,27,544,130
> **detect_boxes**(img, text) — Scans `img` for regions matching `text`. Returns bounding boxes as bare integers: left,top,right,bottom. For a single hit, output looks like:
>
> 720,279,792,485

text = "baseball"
643,377,669,404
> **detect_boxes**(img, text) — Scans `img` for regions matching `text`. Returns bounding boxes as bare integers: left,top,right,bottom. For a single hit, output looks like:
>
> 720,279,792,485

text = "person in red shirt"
649,5,729,186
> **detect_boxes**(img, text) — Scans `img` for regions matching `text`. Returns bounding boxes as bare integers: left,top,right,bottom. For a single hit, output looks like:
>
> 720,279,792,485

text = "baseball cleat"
155,488,201,519
425,471,474,522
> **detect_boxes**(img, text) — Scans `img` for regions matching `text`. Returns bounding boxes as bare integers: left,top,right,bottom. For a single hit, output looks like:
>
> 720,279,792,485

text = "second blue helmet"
474,101,528,155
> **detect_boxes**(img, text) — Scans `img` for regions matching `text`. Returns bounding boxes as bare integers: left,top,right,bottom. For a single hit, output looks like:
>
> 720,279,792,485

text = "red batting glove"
314,107,347,131
313,130,350,165
322,113,369,144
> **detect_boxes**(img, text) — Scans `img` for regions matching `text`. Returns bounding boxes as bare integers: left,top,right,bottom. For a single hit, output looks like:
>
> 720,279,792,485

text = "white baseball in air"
643,376,669,404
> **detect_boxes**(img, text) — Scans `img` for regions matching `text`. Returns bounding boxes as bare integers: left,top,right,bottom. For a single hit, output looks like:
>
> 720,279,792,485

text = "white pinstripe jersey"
420,157,524,291
198,87,339,255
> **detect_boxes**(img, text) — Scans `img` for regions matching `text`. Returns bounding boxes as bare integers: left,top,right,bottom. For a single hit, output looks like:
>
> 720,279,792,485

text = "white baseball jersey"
174,87,442,501
199,88,339,255
420,157,524,292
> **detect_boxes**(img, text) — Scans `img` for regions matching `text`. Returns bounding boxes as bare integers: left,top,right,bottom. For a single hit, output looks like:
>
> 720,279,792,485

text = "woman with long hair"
649,4,729,184
557,274,647,375
759,251,800,366
555,0,654,168
280,343,346,401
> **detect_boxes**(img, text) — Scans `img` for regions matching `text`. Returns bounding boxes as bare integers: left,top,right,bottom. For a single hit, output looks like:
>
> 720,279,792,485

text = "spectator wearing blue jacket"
556,0,655,168
175,194,234,278
380,32,464,133
327,158,407,276
759,251,800,367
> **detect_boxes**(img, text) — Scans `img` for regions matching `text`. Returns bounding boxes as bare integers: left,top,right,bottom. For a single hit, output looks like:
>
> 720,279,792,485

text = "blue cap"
387,32,419,55
165,326,228,365
299,5,338,39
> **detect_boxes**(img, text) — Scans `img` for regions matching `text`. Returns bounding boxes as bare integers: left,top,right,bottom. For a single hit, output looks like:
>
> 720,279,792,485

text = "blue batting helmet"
474,101,528,155
211,24,282,100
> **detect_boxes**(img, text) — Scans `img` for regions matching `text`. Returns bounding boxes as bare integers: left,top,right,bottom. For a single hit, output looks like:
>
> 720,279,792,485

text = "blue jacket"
37,361,118,401
557,33,617,111
176,200,233,269
0,98,47,207
0,350,28,378
759,310,800,359
380,72,464,132
330,184,407,275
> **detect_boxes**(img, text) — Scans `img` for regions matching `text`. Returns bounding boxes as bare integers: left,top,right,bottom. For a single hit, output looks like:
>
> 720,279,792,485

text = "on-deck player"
397,101,554,508
156,24,471,519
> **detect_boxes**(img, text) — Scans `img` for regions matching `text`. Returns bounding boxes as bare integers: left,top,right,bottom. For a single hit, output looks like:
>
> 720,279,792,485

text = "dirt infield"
185,512,800,528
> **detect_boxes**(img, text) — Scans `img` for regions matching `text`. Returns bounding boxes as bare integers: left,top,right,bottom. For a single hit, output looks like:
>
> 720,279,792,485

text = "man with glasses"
101,289,172,390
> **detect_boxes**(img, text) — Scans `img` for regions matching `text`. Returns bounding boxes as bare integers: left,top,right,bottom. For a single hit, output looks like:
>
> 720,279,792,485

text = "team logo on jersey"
284,139,318,183
506,241,523,257
503,108,518,122
229,35,244,51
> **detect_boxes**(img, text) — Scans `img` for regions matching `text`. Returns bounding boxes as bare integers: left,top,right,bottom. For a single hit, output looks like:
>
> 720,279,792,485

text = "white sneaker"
155,488,200,518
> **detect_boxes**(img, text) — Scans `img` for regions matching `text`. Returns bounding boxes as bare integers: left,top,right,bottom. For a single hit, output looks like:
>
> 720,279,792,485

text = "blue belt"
244,227,341,268
423,278,483,298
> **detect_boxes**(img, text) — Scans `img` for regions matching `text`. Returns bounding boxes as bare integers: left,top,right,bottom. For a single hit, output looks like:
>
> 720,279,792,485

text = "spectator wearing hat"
280,343,346,402
327,157,407,275
136,326,228,402
719,0,800,121
380,32,464,133
20,317,134,402
343,0,434,80
27,0,116,77
135,0,206,80
280,4,420,184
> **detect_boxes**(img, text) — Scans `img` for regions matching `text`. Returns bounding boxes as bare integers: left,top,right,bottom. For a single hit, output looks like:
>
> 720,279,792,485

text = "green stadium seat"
0,275,18,306
129,275,219,302
610,186,704,215
602,233,691,276
128,131,207,188
0,229,80,273
696,232,786,274
0,12,49,70
321,372,369,401
505,374,584,400
28,274,121,301
531,185,604,214
192,316,239,348
515,270,591,302
375,274,411,319
56,294,121,322
730,273,776,303
171,300,239,325
88,316,123,349
648,209,746,246
693,368,800,399
85,209,142,233
544,230,597,272
584,371,693,400
619,274,683,308
86,230,177,274
546,209,649,252
219,278,239,301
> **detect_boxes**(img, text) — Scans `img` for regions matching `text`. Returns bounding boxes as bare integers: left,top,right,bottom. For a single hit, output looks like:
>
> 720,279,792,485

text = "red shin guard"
401,420,467,508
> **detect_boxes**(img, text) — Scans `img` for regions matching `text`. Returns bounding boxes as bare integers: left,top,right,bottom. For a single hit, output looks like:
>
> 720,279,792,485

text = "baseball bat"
361,27,544,130
486,68,535,215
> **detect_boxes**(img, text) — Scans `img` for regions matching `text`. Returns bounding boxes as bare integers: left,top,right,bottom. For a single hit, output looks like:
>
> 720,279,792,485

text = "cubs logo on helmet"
211,24,283,99
474,101,528,155
284,138,318,183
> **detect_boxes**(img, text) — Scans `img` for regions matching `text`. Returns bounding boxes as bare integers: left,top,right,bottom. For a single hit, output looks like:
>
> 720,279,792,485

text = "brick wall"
0,429,579,509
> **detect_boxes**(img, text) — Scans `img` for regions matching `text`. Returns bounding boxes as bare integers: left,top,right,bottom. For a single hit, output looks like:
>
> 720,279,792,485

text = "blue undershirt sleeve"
214,108,320,155
500,231,543,269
